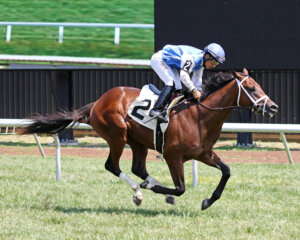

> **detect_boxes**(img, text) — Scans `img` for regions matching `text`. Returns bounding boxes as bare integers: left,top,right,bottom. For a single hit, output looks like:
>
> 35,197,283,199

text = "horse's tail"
19,102,95,134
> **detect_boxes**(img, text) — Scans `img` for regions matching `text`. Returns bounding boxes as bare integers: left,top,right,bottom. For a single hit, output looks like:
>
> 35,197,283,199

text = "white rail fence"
0,119,299,183
0,22,154,45
0,54,151,66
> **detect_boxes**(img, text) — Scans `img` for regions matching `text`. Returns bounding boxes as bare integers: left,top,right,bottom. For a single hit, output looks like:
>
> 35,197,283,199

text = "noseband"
236,76,269,116
198,76,269,115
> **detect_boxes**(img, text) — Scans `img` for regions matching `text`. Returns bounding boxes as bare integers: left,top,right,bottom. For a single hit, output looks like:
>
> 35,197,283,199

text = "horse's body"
21,69,278,210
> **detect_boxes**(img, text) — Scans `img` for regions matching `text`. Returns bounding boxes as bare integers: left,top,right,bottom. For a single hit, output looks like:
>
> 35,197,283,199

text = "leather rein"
196,76,269,114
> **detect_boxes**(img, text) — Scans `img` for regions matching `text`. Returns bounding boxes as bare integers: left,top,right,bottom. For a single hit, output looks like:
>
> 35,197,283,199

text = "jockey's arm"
180,70,194,91
180,54,201,100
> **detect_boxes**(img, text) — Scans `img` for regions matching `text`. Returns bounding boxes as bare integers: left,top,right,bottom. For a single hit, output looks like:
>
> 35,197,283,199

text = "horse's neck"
204,79,238,107
200,80,239,128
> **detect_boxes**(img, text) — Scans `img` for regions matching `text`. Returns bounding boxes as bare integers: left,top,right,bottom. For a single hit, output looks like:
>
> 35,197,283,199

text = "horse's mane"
200,70,235,100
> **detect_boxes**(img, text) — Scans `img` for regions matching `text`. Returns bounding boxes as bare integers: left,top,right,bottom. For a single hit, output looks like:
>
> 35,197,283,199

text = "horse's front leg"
140,158,185,203
200,151,231,210
140,175,176,205
128,137,176,205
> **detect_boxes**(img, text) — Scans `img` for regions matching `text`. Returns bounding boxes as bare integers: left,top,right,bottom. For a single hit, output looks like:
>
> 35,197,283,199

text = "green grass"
0,0,154,59
0,154,299,239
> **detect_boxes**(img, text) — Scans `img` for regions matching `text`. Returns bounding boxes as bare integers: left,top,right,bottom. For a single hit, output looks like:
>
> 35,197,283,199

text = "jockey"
149,43,225,123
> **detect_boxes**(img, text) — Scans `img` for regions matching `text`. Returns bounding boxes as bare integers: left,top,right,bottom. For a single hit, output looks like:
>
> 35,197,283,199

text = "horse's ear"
230,69,238,78
243,68,249,75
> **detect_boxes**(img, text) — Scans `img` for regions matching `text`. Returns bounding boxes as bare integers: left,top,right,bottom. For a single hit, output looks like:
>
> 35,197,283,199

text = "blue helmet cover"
204,43,225,64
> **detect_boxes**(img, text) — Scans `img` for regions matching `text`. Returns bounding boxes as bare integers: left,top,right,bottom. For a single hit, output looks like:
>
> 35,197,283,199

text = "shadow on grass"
53,205,200,217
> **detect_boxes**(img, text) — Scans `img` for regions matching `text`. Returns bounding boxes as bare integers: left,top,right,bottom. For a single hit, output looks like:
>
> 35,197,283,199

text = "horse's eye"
248,87,255,92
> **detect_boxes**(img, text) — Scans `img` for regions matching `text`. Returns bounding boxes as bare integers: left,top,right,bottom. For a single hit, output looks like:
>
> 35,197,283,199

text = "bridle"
197,76,270,115
236,76,269,115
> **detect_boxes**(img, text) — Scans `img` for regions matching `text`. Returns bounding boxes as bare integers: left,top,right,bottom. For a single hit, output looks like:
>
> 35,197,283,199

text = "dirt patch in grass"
1,146,299,164
0,134,299,164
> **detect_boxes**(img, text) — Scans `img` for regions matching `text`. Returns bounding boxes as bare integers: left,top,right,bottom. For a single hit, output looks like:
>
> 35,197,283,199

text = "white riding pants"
151,51,182,90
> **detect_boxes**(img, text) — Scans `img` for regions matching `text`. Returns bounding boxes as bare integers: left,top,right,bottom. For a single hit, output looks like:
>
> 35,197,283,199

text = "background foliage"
0,0,154,59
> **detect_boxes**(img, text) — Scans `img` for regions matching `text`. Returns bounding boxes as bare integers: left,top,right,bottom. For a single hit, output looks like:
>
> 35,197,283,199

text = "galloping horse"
20,68,278,210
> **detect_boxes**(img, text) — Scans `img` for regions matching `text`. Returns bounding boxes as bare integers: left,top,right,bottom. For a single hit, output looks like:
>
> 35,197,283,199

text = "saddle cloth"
128,84,184,153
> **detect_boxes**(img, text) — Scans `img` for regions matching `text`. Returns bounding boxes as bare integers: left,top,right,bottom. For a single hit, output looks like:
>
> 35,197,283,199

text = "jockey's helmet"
204,43,225,64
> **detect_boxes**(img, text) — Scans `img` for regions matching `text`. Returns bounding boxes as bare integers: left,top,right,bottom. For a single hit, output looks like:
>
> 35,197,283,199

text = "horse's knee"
223,166,231,179
105,157,121,177
131,166,148,180
219,163,230,179
131,166,139,176
175,185,185,196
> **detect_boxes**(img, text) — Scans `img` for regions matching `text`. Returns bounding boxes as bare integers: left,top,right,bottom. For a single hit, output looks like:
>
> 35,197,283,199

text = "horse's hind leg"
104,138,143,206
91,114,143,206
200,151,231,210
127,137,149,180
128,137,176,205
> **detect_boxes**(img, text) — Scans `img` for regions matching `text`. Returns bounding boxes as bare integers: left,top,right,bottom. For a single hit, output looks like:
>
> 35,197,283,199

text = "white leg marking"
119,172,140,191
146,176,175,203
119,172,143,206
145,175,164,189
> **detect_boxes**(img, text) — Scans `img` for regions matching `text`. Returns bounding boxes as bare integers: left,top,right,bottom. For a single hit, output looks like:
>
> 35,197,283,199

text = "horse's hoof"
140,180,149,189
133,192,143,206
166,195,176,205
201,198,211,210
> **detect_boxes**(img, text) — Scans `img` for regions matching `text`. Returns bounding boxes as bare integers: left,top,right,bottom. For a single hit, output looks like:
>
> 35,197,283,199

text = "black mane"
201,70,235,100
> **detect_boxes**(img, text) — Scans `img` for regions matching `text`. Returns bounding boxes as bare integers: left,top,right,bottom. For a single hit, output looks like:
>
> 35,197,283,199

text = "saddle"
149,84,186,114
128,84,186,153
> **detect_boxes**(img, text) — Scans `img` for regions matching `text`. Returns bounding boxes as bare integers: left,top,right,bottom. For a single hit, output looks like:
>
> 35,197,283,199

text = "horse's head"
232,68,278,118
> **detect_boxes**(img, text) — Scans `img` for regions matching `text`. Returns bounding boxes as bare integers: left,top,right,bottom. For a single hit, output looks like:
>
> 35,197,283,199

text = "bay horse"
20,68,278,210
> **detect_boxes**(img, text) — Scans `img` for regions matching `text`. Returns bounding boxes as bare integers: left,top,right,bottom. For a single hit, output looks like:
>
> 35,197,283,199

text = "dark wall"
71,69,162,109
0,69,299,124
0,69,162,118
154,0,300,69
0,70,57,118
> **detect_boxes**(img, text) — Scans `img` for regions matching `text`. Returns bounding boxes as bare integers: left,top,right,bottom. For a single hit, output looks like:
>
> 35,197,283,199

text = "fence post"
192,160,198,187
33,133,46,158
280,132,294,165
6,25,11,42
114,27,120,45
53,134,61,181
58,26,64,43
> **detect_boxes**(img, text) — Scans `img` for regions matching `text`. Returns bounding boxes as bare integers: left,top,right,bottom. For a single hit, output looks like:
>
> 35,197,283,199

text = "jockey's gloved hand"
193,90,201,100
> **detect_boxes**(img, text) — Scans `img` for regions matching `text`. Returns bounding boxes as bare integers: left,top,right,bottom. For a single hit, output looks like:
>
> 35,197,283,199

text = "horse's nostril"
270,104,278,112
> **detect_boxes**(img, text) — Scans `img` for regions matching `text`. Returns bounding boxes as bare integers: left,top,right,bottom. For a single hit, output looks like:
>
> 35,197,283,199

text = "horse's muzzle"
253,103,278,119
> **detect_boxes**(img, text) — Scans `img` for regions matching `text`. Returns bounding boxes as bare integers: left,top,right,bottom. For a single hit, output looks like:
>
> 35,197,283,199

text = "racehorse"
20,68,278,210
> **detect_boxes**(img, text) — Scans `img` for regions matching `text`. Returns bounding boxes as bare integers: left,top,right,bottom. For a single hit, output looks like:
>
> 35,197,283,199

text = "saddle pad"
128,85,185,153
128,85,169,133
128,85,169,153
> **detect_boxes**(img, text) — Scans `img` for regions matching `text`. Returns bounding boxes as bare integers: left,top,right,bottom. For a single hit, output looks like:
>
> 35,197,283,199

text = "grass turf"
0,154,299,239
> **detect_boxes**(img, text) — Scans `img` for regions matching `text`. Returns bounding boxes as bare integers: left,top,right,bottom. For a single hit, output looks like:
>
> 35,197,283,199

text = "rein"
196,76,269,114
197,100,251,111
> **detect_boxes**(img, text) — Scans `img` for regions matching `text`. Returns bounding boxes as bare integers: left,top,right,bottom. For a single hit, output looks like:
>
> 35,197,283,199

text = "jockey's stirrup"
149,85,174,123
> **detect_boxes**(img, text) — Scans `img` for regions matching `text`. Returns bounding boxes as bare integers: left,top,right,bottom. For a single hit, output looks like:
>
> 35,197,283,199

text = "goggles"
209,58,219,65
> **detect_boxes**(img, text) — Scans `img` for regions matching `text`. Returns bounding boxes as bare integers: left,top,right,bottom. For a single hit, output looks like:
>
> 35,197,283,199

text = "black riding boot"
149,85,174,123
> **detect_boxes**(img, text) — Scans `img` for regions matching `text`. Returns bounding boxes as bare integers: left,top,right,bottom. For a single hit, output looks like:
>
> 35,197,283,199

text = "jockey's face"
204,54,219,69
